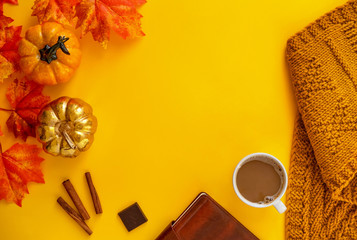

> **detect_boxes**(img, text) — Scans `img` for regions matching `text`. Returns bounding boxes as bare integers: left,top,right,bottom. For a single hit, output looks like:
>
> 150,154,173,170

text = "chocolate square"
118,202,148,232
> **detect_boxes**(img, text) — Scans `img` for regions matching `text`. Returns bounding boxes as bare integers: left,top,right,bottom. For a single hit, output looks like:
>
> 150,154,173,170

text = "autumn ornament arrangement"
0,0,145,206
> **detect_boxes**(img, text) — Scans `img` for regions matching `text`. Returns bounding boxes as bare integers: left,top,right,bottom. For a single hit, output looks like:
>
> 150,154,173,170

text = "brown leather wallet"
155,192,259,240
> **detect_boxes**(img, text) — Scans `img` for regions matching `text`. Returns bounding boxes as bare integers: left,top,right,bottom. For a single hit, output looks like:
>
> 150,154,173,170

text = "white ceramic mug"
232,153,288,214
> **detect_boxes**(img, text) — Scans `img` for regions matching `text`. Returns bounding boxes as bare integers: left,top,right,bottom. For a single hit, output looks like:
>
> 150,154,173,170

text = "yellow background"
0,0,347,239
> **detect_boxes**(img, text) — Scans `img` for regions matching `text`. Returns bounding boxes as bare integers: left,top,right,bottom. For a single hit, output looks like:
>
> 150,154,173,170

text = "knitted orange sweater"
286,1,357,239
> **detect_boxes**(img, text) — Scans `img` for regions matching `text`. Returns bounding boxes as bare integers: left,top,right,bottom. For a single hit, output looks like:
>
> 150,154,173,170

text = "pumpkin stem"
63,130,76,149
39,36,70,64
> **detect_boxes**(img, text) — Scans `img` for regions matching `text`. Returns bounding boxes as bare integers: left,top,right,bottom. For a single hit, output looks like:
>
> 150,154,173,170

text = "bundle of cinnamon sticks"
57,172,102,235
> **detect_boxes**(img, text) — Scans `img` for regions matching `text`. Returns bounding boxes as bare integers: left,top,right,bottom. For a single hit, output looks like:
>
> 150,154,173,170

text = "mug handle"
273,200,286,214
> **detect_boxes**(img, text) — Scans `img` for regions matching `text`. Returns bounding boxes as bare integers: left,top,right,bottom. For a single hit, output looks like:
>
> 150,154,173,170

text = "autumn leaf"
0,0,18,22
0,0,14,29
0,25,21,82
0,0,18,13
0,143,44,207
31,0,80,26
2,0,18,5
5,78,50,141
0,126,3,136
0,0,21,81
75,0,146,48
0,8,13,29
0,15,13,29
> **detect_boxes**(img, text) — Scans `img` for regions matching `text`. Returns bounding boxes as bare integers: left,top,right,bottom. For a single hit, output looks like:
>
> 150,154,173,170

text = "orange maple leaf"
0,25,22,82
75,0,146,48
5,78,50,141
0,143,44,207
31,0,80,26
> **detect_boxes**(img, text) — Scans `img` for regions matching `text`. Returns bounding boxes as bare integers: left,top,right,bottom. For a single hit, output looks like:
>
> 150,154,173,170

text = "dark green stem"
39,36,70,64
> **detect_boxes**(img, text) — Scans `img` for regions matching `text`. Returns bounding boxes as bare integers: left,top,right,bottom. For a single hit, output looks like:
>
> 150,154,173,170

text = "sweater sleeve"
286,0,357,204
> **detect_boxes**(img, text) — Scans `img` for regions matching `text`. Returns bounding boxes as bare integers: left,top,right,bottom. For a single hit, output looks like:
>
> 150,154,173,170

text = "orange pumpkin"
18,22,81,85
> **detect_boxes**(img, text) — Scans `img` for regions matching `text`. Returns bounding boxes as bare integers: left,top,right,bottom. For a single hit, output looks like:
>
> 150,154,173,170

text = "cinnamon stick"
57,197,93,235
85,172,103,214
62,179,90,220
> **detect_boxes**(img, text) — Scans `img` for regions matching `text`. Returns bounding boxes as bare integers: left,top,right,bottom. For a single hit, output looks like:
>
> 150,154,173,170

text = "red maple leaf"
75,0,146,48
0,0,18,28
2,0,18,5
0,143,44,207
0,15,13,29
0,126,3,136
5,78,50,141
31,0,80,26
0,25,22,82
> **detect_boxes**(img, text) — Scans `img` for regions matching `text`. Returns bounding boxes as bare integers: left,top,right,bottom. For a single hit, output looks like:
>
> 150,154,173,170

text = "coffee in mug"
233,153,288,213
236,160,283,204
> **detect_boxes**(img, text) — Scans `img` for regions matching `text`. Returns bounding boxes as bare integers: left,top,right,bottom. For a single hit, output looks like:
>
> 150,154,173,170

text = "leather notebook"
155,192,259,240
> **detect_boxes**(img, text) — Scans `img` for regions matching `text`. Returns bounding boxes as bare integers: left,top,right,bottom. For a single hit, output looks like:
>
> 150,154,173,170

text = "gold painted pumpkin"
37,97,97,158
18,22,81,85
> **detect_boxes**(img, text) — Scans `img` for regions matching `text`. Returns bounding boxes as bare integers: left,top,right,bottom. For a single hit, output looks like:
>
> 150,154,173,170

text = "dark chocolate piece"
118,202,148,231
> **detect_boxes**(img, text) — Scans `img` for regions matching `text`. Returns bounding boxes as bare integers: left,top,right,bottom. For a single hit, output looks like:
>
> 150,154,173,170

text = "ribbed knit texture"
286,1,357,239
